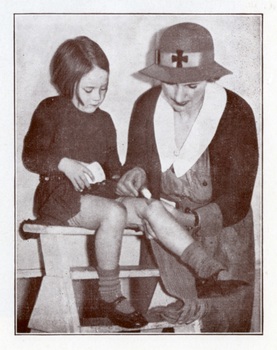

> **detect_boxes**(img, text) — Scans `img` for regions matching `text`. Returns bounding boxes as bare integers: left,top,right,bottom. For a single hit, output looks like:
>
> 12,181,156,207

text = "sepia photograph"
15,13,262,336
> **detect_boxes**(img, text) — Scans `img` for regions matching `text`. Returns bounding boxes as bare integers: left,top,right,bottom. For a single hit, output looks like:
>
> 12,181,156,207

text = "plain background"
1,0,277,349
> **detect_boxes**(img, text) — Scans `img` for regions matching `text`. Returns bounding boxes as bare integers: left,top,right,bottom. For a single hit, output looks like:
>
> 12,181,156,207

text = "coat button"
203,180,207,186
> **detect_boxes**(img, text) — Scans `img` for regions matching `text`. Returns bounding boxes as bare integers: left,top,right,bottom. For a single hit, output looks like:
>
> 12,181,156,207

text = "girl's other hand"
58,157,94,192
116,167,147,197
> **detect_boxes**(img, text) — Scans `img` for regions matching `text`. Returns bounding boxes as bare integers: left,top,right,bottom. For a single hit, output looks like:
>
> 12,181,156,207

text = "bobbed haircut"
50,36,109,99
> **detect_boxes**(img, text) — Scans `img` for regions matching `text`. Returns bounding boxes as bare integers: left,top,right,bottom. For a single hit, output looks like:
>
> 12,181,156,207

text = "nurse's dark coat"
124,85,259,332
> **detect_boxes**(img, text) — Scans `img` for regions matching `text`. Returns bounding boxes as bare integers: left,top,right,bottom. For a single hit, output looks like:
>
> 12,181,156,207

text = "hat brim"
139,61,232,84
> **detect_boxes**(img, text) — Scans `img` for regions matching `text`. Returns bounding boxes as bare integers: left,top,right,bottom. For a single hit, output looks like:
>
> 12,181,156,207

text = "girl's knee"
145,199,165,219
105,201,127,227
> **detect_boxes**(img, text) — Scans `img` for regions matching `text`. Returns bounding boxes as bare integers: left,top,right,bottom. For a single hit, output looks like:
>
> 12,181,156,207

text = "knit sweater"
124,85,259,228
22,95,121,224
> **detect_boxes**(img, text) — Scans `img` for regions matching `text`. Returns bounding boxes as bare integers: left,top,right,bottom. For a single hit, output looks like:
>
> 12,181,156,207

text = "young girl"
22,36,147,329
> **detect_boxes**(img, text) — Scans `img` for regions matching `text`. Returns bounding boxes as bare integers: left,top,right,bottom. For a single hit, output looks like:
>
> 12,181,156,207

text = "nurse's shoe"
195,274,249,298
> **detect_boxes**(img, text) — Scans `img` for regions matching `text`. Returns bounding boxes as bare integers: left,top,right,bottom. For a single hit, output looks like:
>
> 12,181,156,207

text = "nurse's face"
72,66,109,114
161,81,207,113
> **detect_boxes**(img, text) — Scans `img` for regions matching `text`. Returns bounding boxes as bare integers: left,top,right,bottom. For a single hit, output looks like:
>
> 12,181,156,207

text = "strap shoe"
98,296,148,329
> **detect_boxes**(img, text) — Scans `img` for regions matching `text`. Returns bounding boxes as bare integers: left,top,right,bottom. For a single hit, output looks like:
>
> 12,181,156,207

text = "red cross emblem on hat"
172,50,188,68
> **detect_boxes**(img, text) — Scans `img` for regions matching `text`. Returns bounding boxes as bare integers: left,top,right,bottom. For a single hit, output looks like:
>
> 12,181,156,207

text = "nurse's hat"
139,22,232,84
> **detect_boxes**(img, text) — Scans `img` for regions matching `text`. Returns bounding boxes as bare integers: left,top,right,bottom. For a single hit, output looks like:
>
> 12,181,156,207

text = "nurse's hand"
159,299,209,325
58,157,94,192
142,219,157,240
116,167,147,197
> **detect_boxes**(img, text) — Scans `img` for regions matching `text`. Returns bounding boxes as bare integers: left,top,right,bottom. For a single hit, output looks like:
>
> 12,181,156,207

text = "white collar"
154,82,227,177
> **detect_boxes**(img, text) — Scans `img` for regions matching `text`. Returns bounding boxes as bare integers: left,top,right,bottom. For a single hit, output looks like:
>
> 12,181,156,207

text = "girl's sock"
180,241,225,279
97,266,135,314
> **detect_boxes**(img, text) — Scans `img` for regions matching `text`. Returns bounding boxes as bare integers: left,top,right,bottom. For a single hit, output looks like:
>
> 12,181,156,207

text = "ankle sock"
97,266,135,314
180,241,225,279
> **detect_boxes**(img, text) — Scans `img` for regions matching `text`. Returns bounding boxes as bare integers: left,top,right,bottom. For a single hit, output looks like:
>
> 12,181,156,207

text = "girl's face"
72,66,109,113
161,81,207,113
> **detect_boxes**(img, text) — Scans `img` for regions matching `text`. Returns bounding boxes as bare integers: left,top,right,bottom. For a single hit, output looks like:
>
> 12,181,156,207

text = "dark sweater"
124,85,259,227
22,96,121,224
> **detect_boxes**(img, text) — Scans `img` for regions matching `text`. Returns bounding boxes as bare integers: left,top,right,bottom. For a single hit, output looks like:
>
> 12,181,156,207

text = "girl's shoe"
98,296,148,329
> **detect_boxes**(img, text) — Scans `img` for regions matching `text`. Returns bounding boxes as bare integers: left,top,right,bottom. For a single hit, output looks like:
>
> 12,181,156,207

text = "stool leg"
28,234,80,333
28,275,80,333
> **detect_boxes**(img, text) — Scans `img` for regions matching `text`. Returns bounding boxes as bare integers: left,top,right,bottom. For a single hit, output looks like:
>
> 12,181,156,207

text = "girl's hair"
50,36,109,99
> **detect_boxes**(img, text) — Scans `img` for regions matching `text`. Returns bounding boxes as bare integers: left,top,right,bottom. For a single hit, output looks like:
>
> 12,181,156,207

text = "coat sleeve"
198,91,259,228
102,115,122,179
123,95,151,174
22,99,63,174
122,86,162,186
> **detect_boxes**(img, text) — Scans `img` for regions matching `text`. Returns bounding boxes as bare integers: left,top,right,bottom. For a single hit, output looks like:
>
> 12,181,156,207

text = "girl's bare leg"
69,195,126,269
119,197,194,255
121,198,224,279
68,195,138,316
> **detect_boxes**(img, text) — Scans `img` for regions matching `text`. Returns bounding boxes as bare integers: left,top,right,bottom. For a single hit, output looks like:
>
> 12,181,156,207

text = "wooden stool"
18,223,201,334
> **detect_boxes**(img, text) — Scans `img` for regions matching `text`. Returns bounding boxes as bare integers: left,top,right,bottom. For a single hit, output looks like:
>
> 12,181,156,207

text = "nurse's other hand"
116,167,147,197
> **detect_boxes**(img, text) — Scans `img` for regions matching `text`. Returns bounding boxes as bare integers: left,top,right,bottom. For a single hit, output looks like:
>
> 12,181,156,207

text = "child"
22,36,147,329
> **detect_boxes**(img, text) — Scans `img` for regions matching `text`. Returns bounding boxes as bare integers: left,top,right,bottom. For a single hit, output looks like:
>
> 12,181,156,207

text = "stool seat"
22,223,143,236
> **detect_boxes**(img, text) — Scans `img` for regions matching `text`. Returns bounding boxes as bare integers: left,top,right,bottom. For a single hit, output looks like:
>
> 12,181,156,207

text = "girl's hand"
58,157,95,192
116,167,147,197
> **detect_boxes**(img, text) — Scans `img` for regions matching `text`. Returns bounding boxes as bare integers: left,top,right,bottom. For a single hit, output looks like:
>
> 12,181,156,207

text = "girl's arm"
22,99,63,174
22,99,95,191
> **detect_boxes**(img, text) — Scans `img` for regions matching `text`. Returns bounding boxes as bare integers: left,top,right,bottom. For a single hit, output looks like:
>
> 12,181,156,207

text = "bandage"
81,161,106,184
140,187,152,199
